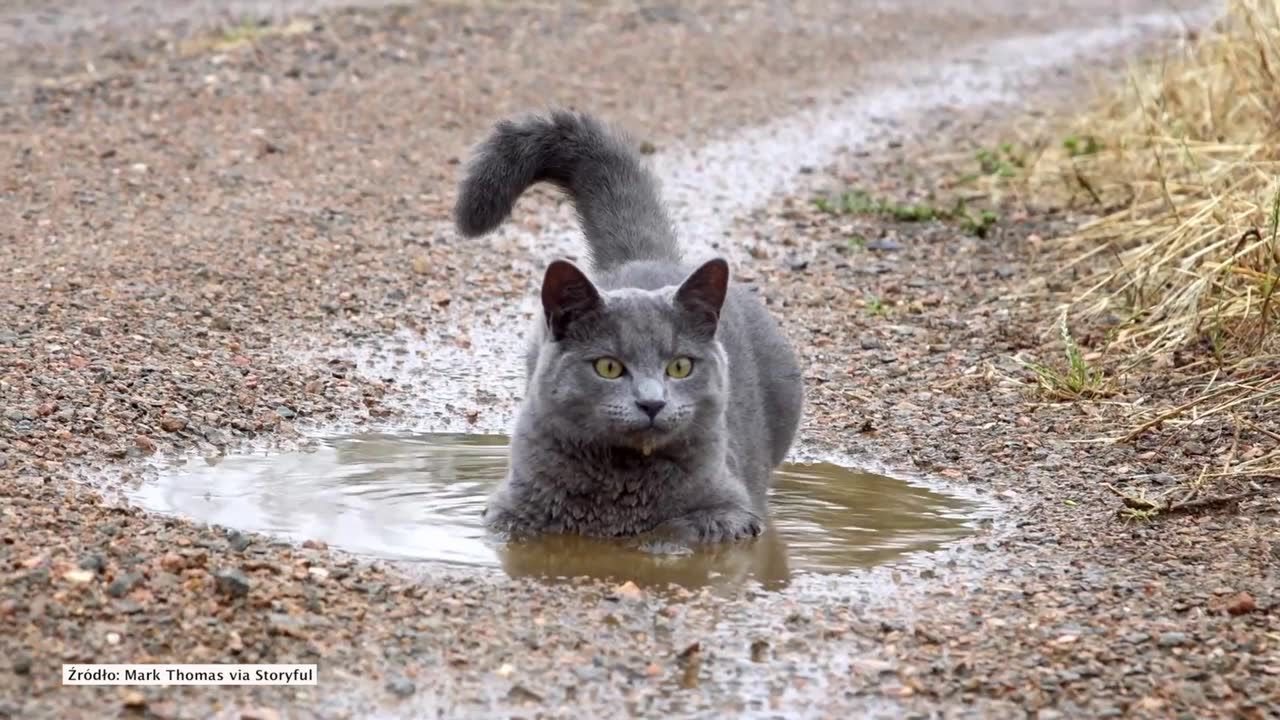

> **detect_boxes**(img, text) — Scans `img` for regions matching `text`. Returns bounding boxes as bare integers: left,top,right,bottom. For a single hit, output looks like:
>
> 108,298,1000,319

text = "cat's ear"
541,260,602,341
674,258,729,337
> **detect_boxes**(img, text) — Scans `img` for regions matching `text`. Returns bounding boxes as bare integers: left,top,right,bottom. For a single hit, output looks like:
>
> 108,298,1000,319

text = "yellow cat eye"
666,356,694,379
594,357,625,379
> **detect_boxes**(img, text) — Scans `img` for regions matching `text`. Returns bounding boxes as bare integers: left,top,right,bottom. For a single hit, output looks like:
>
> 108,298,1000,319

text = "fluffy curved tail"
454,111,679,272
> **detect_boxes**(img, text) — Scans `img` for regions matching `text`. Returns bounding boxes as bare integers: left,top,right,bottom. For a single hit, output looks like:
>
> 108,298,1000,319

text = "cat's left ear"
675,258,729,337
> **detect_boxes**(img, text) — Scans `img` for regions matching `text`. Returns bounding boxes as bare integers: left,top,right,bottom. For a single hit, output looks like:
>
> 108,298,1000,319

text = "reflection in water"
499,529,795,590
133,434,978,590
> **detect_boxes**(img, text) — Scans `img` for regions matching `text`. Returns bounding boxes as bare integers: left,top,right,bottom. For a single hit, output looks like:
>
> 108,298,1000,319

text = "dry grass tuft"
1028,0,1280,362
993,0,1280,501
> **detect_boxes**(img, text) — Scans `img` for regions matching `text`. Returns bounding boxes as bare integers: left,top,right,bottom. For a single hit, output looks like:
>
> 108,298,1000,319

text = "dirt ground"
2,1,1276,718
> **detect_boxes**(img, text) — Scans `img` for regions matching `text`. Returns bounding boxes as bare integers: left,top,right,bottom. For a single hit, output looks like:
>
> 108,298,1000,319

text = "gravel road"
3,1,1276,718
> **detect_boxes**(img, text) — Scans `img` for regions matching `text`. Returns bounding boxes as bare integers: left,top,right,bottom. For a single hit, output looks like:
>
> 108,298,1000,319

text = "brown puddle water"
133,433,981,590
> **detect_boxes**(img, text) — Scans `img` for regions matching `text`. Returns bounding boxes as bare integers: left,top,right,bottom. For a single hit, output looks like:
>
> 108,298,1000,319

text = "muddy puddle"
132,433,982,590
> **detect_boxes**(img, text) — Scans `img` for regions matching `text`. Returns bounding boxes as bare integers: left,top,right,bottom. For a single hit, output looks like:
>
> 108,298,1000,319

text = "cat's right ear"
541,260,602,341
674,258,729,337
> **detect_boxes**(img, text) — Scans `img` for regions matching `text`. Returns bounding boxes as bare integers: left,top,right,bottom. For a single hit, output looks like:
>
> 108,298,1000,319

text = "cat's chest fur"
504,445,704,536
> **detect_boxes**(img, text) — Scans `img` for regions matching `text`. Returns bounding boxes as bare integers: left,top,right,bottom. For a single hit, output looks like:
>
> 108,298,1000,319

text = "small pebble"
867,238,904,251
613,581,644,601
386,676,416,697
227,531,252,552
107,573,139,598
63,569,95,584
1226,592,1256,615
159,553,186,572
213,568,251,599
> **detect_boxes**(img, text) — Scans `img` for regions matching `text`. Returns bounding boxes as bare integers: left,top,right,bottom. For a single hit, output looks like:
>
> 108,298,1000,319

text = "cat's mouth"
624,425,674,456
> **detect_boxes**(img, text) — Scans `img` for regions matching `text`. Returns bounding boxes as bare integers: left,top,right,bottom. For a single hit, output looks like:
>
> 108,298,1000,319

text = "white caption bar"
63,664,317,685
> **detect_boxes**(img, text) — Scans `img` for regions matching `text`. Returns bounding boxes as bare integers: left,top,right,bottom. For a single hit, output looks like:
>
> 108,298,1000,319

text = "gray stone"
214,568,251,598
867,238,904,251
107,573,139,598
386,676,416,697
227,531,252,552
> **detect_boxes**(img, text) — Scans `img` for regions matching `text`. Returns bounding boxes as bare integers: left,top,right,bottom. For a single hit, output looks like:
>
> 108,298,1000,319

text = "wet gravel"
739,143,1280,717
3,0,1276,718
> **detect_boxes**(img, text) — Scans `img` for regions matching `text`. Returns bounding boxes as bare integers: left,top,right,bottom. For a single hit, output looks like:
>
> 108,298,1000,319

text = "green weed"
812,190,942,222
814,190,1000,237
1118,505,1161,523
203,16,313,52
959,208,1000,238
887,204,937,222
215,17,272,49
1062,134,1105,157
841,190,882,215
975,142,1025,178
1019,313,1112,400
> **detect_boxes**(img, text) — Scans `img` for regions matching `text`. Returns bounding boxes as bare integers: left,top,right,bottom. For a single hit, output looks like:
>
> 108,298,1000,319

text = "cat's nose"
635,399,666,419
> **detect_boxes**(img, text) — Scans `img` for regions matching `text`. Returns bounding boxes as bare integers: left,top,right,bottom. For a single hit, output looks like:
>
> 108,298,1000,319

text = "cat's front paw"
656,507,763,545
482,504,538,542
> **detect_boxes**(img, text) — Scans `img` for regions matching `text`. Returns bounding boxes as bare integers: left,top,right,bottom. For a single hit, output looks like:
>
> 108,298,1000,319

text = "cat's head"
529,259,730,453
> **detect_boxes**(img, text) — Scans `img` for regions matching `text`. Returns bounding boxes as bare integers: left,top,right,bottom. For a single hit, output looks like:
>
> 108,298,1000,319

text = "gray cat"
454,111,803,544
